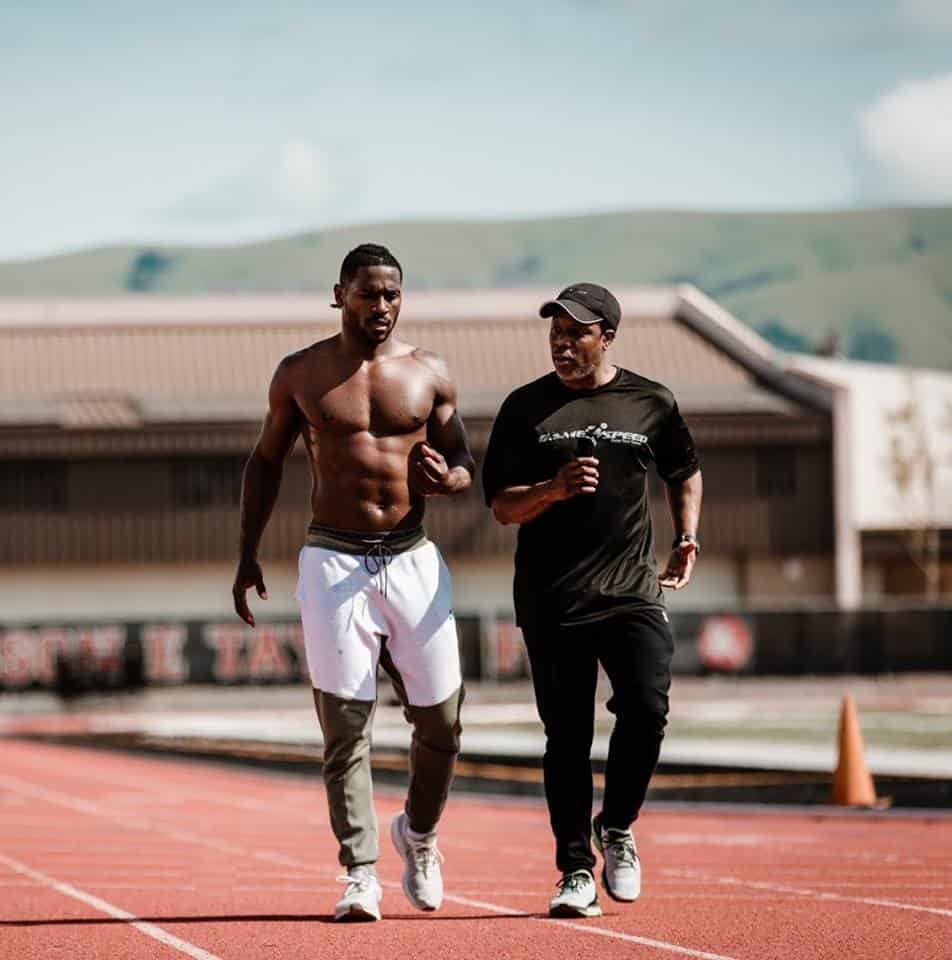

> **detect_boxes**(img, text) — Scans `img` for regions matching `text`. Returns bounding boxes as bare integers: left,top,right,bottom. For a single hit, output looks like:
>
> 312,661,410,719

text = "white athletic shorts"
295,539,462,707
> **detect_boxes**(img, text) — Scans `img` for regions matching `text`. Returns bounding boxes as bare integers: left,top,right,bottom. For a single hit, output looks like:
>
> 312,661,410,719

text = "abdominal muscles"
309,429,424,532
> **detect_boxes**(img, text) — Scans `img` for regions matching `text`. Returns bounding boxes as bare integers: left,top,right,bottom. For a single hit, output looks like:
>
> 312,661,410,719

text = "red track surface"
1,739,950,959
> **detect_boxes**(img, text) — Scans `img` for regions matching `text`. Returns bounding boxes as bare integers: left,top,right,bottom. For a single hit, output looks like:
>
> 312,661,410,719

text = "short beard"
556,359,597,382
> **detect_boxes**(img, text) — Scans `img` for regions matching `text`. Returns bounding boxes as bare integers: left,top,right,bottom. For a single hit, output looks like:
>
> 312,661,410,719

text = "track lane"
2,739,951,960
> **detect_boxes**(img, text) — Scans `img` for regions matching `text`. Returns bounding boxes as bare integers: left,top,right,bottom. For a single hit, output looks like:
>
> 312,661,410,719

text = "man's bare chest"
294,365,435,436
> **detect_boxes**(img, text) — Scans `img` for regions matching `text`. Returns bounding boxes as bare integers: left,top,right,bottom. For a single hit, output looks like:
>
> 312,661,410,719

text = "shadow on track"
1,912,550,926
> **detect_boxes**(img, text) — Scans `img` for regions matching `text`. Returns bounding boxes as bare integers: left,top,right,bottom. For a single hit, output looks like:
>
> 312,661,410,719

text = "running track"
1,740,950,959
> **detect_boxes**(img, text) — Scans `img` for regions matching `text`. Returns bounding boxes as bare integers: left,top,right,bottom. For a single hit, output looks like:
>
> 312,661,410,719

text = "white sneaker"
548,869,602,918
592,814,641,902
334,866,382,922
390,811,444,911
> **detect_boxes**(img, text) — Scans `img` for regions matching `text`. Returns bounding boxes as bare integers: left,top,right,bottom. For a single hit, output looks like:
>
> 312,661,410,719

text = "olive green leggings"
313,682,463,867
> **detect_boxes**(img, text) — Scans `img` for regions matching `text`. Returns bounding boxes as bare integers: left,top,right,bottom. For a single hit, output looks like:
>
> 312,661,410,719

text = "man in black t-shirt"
483,283,703,919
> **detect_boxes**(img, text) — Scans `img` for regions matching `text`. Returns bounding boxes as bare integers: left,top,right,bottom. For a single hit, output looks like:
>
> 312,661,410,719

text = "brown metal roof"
0,287,781,430
57,395,142,429
0,289,835,567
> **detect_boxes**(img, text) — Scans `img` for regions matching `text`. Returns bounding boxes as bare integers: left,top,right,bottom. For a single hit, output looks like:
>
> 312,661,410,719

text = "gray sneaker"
334,866,382,922
548,869,602,918
592,814,641,902
390,811,444,911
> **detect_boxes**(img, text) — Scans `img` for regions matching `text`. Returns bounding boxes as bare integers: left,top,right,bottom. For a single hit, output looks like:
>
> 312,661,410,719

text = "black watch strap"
673,533,700,555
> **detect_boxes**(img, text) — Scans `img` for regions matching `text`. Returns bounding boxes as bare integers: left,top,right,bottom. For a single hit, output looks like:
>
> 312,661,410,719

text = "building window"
170,458,243,508
0,461,68,510
757,448,797,498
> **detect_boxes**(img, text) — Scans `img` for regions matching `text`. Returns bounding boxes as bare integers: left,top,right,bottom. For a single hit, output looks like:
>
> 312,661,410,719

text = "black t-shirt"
482,367,699,628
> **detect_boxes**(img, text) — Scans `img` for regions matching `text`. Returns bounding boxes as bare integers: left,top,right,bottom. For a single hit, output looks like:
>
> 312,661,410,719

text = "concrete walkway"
3,674,951,778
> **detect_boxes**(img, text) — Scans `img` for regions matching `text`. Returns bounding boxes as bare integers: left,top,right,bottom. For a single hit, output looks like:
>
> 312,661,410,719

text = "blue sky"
2,0,951,260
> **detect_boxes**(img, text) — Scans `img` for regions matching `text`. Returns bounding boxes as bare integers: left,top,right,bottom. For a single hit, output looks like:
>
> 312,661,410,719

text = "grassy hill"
2,207,951,369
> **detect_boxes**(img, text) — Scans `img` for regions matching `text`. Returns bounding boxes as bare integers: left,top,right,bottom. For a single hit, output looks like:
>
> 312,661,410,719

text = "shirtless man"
233,243,475,922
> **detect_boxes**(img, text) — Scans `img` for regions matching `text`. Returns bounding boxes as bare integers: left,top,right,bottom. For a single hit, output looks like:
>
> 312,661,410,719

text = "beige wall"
444,557,515,614
452,554,751,615
662,555,742,609
0,558,518,622
0,551,840,624
741,554,835,604
0,559,515,622
0,563,300,622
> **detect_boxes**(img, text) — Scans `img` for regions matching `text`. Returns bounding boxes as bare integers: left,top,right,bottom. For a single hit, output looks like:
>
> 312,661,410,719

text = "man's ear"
601,328,616,349
331,283,343,309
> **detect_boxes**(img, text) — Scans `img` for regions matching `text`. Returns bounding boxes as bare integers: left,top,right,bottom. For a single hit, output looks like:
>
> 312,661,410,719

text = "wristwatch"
673,533,700,555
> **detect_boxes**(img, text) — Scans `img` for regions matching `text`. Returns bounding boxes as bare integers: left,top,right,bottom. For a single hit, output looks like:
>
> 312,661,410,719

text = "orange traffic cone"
832,694,878,806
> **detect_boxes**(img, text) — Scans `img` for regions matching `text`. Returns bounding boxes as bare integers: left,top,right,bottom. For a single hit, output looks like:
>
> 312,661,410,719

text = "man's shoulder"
268,337,338,394
499,372,560,411
616,367,677,410
409,345,452,381
278,335,337,368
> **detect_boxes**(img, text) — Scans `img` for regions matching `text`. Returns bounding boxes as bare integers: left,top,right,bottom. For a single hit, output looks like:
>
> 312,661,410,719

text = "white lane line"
0,773,250,858
13,864,191,875
550,918,740,958
641,894,790,901
0,851,222,960
254,864,733,958
0,772,740,960
230,885,341,894
84,884,199,892
8,746,332,824
794,882,952,890
665,870,952,919
442,893,739,960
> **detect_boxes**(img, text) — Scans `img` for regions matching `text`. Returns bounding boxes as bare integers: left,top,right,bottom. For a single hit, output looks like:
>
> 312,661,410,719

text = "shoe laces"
557,870,592,894
604,829,638,868
407,836,444,877
337,869,375,895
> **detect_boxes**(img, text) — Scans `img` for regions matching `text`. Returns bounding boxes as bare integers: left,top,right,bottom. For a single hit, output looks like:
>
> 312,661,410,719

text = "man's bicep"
424,354,473,464
256,367,302,463
482,411,535,506
417,349,460,427
427,387,458,433
428,401,472,466
653,401,699,483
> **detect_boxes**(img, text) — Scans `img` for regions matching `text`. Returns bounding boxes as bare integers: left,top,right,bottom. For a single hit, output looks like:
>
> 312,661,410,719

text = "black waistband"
304,524,427,555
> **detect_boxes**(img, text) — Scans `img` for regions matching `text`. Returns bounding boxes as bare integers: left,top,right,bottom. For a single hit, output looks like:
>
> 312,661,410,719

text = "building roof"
0,286,825,432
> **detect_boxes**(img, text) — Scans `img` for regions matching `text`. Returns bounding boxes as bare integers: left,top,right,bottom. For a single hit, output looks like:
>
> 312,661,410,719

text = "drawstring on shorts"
362,540,394,598
304,524,425,601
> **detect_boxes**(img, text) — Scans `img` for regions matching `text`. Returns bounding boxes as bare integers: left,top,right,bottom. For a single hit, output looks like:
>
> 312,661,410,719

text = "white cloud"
276,140,330,204
158,139,360,238
859,72,952,201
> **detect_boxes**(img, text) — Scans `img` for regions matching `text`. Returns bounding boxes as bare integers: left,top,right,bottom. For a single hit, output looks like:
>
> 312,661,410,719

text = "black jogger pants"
523,607,673,874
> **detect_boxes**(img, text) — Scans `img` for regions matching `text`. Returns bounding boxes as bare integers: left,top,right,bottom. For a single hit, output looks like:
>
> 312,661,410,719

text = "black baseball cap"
539,283,621,332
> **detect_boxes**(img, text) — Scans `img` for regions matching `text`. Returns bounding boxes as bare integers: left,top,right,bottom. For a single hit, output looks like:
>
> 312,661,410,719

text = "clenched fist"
551,456,600,500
